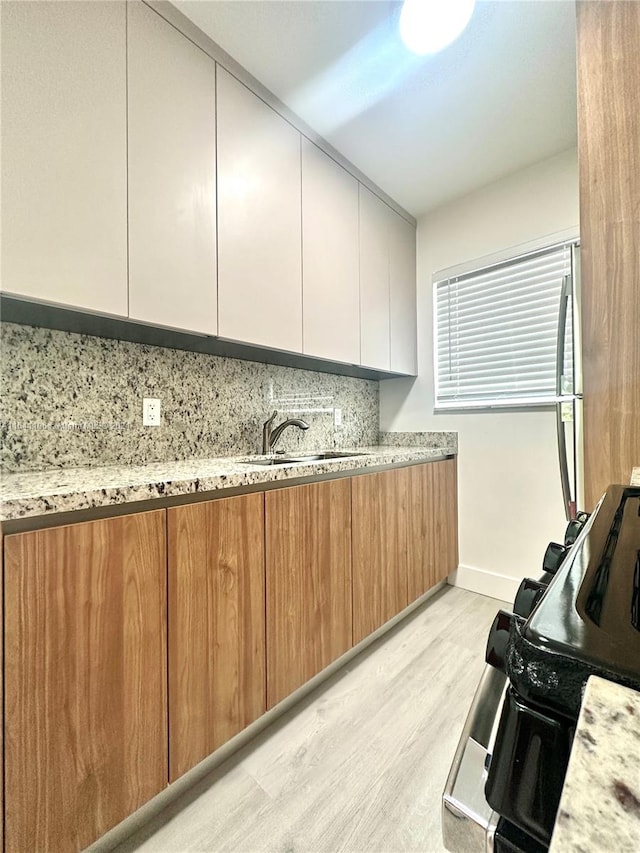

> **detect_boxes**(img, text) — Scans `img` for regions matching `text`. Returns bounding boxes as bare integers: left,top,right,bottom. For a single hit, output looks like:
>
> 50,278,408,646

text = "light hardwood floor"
110,586,504,853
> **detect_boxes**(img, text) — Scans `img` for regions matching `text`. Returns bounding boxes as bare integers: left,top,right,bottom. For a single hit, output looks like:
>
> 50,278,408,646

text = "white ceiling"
174,0,577,218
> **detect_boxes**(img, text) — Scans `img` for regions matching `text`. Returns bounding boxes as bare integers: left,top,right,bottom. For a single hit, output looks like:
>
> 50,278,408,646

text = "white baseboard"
448,564,520,604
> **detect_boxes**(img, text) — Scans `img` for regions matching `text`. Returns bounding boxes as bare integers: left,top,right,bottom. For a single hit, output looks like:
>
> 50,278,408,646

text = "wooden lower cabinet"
266,479,352,708
0,459,458,850
1,535,3,853
352,466,410,643
352,460,458,644
408,458,459,600
168,494,266,781
3,511,168,853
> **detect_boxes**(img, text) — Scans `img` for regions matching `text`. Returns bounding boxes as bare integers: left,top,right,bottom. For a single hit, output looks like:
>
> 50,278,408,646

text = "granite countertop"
0,444,456,523
549,675,640,853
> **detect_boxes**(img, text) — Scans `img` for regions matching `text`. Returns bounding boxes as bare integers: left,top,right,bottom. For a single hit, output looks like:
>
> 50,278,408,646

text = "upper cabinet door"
359,186,391,370
127,1,217,335
389,212,417,375
217,67,302,353
301,140,360,364
0,0,128,316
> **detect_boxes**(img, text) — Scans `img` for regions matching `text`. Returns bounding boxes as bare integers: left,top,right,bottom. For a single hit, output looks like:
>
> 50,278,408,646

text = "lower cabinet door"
1,536,4,853
168,494,266,781
407,458,459,601
429,458,459,586
352,460,459,643
3,511,168,853
352,467,411,644
266,479,352,709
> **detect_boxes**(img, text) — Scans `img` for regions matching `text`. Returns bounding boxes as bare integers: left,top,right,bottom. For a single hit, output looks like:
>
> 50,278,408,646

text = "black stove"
443,485,640,853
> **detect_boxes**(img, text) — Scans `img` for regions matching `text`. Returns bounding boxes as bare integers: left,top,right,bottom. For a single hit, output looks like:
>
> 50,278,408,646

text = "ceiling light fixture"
399,0,476,55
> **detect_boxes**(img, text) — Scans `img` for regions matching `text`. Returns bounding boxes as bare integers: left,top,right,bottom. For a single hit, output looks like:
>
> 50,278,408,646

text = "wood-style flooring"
110,586,504,853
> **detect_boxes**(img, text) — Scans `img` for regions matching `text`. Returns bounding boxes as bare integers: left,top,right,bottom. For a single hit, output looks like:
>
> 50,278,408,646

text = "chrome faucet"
262,410,310,454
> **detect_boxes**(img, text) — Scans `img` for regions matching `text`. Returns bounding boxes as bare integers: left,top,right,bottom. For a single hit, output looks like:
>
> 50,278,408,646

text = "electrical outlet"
334,407,343,429
143,397,161,427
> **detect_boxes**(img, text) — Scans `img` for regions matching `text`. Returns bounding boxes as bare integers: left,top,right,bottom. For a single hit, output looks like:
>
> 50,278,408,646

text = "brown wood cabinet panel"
430,458,459,586
352,467,410,644
407,459,459,600
353,461,458,643
1,534,3,853
266,479,352,709
168,494,266,781
577,1,640,508
3,511,167,853
406,463,432,601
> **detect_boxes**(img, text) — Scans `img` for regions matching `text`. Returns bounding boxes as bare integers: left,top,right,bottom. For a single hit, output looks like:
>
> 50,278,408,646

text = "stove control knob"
513,578,548,618
564,519,583,546
542,541,568,575
564,512,590,547
485,610,514,673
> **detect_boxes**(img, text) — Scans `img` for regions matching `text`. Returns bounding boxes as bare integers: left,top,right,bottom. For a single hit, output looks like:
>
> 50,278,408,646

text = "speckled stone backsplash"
0,323,379,472
378,431,458,451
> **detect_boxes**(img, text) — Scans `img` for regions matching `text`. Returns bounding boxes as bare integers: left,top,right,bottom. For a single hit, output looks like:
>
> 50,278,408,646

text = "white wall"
380,148,580,602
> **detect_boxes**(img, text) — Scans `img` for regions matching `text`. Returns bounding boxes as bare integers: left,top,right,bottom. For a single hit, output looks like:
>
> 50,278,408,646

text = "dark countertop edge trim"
0,453,456,534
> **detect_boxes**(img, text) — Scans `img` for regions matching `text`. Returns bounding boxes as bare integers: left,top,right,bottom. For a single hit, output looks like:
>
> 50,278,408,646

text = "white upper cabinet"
389,212,417,375
1,0,128,316
359,186,391,371
127,1,217,334
301,140,360,364
1,2,416,374
216,67,302,353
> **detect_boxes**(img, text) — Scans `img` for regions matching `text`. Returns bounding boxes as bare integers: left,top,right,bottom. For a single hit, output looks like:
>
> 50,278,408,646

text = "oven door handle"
442,665,506,852
448,664,506,757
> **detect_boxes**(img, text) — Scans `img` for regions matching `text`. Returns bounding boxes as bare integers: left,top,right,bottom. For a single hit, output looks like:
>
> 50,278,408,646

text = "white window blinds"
435,243,574,409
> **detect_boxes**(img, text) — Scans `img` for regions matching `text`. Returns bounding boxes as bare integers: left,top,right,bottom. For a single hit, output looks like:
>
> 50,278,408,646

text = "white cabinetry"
359,187,391,371
1,0,128,316
359,186,417,375
389,213,417,375
216,67,302,353
127,1,217,334
301,140,360,364
1,3,416,375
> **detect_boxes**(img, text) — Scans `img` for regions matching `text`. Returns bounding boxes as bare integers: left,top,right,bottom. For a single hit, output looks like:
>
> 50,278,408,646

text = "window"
434,240,577,410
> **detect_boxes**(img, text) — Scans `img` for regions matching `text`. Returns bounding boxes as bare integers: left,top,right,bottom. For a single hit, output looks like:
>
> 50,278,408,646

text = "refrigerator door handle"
556,400,575,521
556,275,574,521
556,275,570,397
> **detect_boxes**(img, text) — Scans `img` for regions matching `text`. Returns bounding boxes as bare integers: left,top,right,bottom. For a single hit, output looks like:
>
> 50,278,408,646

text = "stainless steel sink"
239,451,369,466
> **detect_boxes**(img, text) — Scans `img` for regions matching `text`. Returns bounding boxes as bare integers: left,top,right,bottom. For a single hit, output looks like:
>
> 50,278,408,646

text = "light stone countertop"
549,675,640,853
631,467,640,486
0,445,456,523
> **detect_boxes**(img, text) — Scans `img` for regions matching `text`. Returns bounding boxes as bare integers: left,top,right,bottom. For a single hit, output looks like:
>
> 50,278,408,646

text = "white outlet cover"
143,397,161,427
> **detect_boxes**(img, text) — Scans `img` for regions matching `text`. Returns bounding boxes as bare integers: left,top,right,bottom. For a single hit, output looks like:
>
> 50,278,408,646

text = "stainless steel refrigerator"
556,243,583,520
